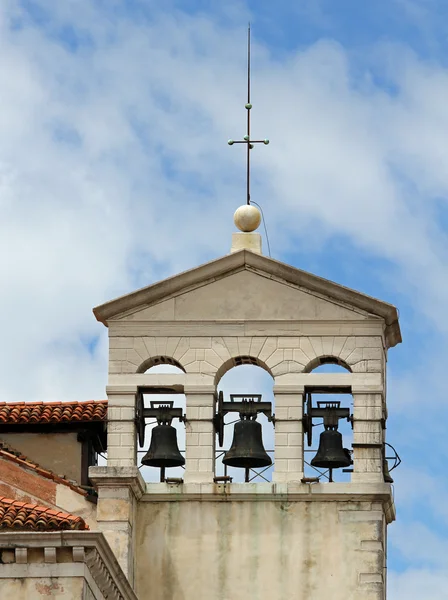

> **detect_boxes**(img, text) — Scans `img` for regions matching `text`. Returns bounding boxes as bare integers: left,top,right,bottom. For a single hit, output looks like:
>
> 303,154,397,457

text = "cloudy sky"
1,0,448,596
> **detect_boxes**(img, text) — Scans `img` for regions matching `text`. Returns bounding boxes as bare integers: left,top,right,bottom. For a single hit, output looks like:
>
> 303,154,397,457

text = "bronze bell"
383,459,394,483
223,418,272,469
311,429,352,469
141,424,185,468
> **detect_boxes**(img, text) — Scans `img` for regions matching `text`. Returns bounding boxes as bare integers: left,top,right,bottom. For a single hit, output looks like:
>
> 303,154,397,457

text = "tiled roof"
0,497,88,531
0,400,107,425
0,441,87,496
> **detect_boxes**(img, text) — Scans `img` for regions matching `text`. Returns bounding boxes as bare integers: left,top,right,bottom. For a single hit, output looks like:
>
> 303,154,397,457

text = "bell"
223,419,272,469
141,424,185,468
311,429,352,469
383,459,394,483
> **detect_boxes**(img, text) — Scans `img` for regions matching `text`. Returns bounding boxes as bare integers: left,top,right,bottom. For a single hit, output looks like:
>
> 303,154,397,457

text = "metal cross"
228,24,269,205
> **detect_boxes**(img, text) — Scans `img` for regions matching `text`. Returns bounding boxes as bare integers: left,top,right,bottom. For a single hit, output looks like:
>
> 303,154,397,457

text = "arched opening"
304,356,352,374
216,362,274,483
138,362,186,482
137,356,186,374
215,355,273,386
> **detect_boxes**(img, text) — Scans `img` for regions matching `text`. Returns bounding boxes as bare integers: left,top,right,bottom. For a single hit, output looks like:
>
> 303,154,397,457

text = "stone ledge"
89,467,146,500
0,531,137,600
140,481,395,520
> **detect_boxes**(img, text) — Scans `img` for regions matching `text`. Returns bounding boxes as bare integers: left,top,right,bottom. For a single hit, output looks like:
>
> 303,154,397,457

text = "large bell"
141,424,185,468
223,419,272,469
311,429,352,469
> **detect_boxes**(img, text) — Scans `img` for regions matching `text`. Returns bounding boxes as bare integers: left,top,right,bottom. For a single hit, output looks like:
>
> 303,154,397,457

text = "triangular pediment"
93,251,401,347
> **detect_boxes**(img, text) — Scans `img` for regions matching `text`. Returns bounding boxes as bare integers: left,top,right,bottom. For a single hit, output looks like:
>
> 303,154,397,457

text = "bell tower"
90,204,400,599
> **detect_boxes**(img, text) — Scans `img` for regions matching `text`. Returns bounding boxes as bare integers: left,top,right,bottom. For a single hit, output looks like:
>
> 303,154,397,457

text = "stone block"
204,349,222,368
173,337,190,361
362,348,383,360
258,338,278,362
339,336,356,360
198,459,213,472
321,337,335,355
287,459,302,472
212,338,232,361
237,337,252,355
354,458,382,473
155,337,168,356
274,458,288,472
288,433,302,446
278,338,300,349
367,360,382,372
288,406,302,419
180,349,197,366
186,406,200,420
292,348,309,365
275,421,301,433
309,336,324,357
110,337,133,349
249,337,267,357
109,361,123,374
300,338,316,361
274,433,288,446
355,336,383,348
223,337,240,357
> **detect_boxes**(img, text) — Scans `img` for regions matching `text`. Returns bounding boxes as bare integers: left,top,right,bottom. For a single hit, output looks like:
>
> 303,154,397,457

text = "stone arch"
214,355,273,386
136,356,186,374
303,355,352,373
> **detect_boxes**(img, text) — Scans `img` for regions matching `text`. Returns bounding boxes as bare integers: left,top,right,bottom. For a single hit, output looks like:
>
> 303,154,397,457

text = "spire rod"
228,24,269,206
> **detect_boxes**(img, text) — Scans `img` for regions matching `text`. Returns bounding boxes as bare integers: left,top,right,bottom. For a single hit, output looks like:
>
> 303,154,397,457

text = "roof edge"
93,250,402,348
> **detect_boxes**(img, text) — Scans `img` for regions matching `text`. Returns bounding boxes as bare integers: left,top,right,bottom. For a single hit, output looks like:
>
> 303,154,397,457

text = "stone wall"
135,492,388,600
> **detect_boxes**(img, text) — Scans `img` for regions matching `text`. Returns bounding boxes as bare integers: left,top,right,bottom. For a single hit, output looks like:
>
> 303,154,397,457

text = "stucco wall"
0,576,83,599
135,499,385,600
0,432,82,483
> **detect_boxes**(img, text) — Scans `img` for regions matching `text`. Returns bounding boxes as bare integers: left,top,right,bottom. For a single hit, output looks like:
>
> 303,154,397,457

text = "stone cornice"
88,466,146,500
140,481,395,523
0,531,137,599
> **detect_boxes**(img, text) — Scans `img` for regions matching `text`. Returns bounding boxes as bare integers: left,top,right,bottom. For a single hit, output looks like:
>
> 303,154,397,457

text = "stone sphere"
234,204,261,232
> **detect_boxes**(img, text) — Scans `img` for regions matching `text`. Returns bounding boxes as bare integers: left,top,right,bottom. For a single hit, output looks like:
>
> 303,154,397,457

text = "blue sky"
1,0,448,597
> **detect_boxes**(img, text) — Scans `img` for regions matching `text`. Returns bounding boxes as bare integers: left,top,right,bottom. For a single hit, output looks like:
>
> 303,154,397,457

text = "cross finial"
228,24,269,206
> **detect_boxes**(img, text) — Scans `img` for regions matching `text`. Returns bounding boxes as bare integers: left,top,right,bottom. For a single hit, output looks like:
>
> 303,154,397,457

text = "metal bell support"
223,416,272,469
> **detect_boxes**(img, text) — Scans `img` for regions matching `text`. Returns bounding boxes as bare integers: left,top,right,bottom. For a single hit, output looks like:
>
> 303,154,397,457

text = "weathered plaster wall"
135,499,386,600
0,576,83,599
0,432,82,483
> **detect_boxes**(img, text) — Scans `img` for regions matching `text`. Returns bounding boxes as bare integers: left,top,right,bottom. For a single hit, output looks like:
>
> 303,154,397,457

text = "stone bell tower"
89,204,400,600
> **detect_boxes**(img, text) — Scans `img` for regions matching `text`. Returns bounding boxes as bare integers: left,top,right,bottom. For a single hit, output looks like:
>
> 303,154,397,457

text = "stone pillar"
272,384,304,483
89,466,145,585
106,386,137,468
351,392,384,483
184,385,215,484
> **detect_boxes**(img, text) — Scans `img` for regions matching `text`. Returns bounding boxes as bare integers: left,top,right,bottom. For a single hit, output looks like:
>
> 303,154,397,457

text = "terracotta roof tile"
0,400,107,426
0,497,88,531
0,441,88,496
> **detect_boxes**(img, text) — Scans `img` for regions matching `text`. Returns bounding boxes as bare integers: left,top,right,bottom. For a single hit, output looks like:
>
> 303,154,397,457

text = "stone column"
184,384,215,484
106,386,137,468
89,466,145,586
272,384,304,483
351,391,384,483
